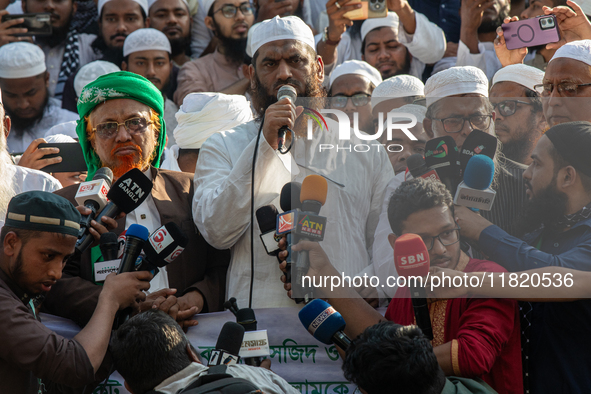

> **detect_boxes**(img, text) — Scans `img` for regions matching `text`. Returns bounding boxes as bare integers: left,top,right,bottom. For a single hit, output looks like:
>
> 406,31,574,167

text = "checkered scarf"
55,27,80,99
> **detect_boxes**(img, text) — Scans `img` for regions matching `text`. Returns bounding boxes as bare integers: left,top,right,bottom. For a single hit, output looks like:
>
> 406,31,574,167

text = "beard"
36,22,70,48
5,92,49,134
11,252,34,295
478,5,510,34
170,36,191,58
91,34,125,66
213,19,248,65
499,114,541,163
102,142,150,179
518,178,569,234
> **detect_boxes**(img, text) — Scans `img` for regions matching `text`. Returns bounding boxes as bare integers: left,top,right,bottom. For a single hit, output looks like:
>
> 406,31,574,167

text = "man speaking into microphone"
193,16,394,308
42,72,230,329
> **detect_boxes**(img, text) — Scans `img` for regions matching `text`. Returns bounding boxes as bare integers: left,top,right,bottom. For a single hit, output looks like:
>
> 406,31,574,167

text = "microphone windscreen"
236,308,257,331
407,154,427,176
126,223,149,241
394,233,430,277
299,299,346,345
277,85,297,102
280,182,302,212
300,175,328,205
256,205,279,233
215,322,245,355
424,136,460,180
106,168,153,214
94,167,114,187
100,232,118,245
464,155,495,190
459,130,497,175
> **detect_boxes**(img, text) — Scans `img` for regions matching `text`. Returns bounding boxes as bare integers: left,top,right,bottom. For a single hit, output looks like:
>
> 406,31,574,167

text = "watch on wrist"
323,27,341,46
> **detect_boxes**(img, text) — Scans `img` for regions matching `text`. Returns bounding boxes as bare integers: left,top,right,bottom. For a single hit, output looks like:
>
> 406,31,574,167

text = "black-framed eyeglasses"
421,227,461,251
213,2,255,18
92,117,153,139
432,114,493,133
492,100,531,117
533,82,591,97
331,94,371,108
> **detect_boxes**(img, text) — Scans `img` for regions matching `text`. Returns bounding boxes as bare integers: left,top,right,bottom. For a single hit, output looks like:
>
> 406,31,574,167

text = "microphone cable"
249,114,265,308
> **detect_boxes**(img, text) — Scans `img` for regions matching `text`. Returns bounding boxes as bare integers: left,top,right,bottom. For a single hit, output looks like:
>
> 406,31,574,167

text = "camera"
343,0,388,20
539,16,555,30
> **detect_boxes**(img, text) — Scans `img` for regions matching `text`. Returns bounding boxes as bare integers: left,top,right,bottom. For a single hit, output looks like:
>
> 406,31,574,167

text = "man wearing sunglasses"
489,64,546,165
174,0,255,105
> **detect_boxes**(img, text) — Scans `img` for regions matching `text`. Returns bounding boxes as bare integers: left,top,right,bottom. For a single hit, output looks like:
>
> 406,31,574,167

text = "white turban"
549,39,591,67
424,66,489,108
74,61,121,97
371,75,424,106
361,12,399,42
98,0,149,17
247,16,315,58
148,0,189,11
389,103,427,124
0,42,46,79
123,28,171,57
44,121,78,140
492,64,544,91
329,60,382,89
174,93,253,149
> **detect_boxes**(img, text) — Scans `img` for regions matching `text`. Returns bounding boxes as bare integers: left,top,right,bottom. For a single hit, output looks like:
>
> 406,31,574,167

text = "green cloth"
75,71,166,180
4,191,81,237
442,377,498,394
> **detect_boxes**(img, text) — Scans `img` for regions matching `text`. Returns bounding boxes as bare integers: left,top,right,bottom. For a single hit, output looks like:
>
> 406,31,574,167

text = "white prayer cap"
44,134,77,143
492,64,544,91
44,121,78,140
246,22,261,58
248,16,315,58
424,66,489,108
74,61,121,97
98,0,149,17
389,103,427,124
0,42,46,79
123,28,171,57
549,39,591,67
329,60,382,89
174,93,253,149
371,75,424,106
361,12,399,42
148,0,189,11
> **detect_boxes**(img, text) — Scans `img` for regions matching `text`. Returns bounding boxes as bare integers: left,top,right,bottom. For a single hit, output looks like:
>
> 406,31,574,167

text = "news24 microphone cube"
299,299,346,345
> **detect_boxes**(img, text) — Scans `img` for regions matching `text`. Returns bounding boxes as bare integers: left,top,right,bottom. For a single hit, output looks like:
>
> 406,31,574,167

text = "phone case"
502,15,560,50
343,0,387,20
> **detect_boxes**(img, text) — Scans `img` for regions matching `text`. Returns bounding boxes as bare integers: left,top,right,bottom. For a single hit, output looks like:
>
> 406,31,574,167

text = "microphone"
209,322,245,366
135,222,189,274
277,182,303,285
298,299,351,350
276,85,297,152
99,232,119,261
454,155,496,211
117,224,149,274
236,307,263,366
75,167,113,233
75,168,153,256
458,130,497,178
407,154,441,182
394,233,433,340
256,205,280,256
424,136,460,195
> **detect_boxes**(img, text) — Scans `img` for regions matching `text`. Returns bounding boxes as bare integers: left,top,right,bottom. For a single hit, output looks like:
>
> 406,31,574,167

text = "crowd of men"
2,0,591,392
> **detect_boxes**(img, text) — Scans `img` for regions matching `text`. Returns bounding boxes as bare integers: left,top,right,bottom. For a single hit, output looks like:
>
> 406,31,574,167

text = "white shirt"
193,118,394,308
154,362,299,394
164,98,179,148
160,146,182,172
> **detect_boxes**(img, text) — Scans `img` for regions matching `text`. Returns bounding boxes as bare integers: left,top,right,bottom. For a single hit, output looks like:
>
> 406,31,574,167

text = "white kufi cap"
74,61,121,97
361,12,399,42
0,42,46,79
329,60,382,89
148,0,189,11
123,28,171,57
388,103,427,124
247,16,315,58
549,39,591,67
492,64,544,91
98,0,149,17
371,75,424,106
424,66,488,107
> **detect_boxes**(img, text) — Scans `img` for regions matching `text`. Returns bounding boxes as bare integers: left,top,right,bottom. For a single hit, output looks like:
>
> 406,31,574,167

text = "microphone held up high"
276,85,297,152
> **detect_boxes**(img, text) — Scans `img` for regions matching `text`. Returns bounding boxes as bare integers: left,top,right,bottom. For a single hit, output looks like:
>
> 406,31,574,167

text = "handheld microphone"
298,299,351,350
99,232,119,261
277,182,303,285
458,130,497,178
75,168,153,256
209,322,245,366
236,307,263,366
424,137,460,195
136,222,189,274
75,167,113,233
117,224,149,274
256,205,280,256
407,154,441,182
454,155,496,211
394,233,433,340
276,85,297,152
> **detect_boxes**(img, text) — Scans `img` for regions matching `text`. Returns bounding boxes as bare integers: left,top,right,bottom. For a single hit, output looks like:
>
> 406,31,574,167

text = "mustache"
273,79,303,92
110,33,128,40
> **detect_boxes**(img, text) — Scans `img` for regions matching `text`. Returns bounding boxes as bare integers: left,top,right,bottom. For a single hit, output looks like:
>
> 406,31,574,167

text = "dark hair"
0,226,43,245
110,310,193,394
342,322,446,394
547,141,591,192
524,87,542,113
387,178,453,235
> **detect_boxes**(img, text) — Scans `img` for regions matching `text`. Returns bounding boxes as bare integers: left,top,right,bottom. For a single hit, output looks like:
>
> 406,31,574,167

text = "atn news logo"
304,108,419,153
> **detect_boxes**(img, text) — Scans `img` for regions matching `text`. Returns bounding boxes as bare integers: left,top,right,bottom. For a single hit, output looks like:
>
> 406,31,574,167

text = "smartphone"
343,0,388,20
1,13,52,36
37,143,87,173
501,15,560,50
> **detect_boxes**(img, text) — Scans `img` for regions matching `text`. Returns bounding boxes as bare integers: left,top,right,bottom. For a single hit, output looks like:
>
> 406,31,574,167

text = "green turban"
76,71,166,180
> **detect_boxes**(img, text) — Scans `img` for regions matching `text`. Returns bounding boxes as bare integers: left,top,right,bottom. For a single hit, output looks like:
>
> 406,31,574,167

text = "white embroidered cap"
492,64,544,91
248,16,315,58
123,28,172,57
371,75,424,106
98,0,149,17
148,0,189,11
329,60,382,89
361,12,399,42
0,42,46,79
74,61,121,97
388,103,427,123
424,66,489,107
549,39,591,67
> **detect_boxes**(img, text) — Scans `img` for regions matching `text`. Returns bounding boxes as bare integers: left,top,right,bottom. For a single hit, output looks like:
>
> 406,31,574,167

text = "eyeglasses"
331,94,371,108
492,100,531,117
431,115,493,133
92,117,153,139
213,2,255,18
533,82,591,97
421,227,461,251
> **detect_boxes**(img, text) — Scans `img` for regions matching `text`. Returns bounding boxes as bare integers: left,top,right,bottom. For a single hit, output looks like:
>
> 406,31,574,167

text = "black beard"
36,24,70,48
478,7,510,34
10,252,37,296
212,18,247,64
170,36,191,57
518,180,569,235
384,48,412,79
91,34,125,66
6,92,49,134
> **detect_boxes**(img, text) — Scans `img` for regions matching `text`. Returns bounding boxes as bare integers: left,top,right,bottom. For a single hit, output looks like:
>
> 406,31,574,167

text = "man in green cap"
0,191,152,394
43,71,229,330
